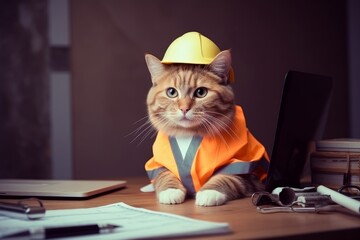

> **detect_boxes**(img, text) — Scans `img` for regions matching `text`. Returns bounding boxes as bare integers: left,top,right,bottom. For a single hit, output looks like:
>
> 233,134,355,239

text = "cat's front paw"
196,190,227,206
158,188,186,204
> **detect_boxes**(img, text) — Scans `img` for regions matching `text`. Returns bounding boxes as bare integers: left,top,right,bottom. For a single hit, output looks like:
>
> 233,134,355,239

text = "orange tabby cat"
144,49,269,206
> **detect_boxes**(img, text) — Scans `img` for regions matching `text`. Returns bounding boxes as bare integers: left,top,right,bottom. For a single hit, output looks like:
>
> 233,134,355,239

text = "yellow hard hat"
161,32,234,82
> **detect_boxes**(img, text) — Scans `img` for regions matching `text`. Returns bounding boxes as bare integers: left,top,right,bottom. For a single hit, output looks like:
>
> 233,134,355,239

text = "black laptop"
265,70,333,192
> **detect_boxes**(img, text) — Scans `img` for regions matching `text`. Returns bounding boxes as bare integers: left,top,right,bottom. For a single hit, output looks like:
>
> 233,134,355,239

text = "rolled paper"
272,187,296,206
317,185,360,214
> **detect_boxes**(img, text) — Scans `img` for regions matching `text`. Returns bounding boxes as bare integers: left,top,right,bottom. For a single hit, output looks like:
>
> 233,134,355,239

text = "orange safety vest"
145,105,270,195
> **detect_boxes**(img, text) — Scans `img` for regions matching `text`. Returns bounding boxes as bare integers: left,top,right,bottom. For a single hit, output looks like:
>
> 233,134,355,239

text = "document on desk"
0,202,231,239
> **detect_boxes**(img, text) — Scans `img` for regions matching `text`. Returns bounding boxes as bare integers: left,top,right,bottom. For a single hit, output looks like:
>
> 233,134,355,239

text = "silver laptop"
0,179,126,198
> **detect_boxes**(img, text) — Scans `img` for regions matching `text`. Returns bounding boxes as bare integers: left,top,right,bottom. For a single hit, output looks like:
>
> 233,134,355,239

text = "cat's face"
145,50,235,137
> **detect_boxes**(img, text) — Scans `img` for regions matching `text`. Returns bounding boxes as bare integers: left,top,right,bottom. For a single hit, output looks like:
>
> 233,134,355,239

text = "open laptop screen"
265,71,333,192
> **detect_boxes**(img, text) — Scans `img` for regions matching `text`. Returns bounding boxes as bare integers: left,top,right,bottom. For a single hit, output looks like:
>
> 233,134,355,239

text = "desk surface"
2,177,360,239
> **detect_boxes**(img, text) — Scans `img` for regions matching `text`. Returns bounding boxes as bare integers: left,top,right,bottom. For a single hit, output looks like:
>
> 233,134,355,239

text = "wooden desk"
2,177,360,239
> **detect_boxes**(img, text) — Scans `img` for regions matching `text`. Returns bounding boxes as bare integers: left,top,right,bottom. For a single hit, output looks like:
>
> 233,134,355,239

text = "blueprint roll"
317,185,360,214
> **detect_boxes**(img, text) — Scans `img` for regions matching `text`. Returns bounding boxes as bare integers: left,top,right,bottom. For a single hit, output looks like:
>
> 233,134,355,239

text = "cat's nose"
180,106,190,114
178,98,192,115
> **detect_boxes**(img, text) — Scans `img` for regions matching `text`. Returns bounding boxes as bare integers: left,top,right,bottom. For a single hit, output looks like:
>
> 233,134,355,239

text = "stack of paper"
0,202,231,239
311,138,360,188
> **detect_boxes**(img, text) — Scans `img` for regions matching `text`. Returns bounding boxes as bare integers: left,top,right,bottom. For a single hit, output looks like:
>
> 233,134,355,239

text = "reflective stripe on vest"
145,106,270,195
146,136,269,196
169,136,202,195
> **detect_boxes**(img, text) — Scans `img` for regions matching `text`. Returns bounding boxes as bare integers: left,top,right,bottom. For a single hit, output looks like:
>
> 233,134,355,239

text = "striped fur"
145,50,263,206
145,51,235,137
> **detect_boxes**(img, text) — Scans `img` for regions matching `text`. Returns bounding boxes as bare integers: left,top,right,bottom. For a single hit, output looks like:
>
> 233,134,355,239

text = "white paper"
0,202,231,239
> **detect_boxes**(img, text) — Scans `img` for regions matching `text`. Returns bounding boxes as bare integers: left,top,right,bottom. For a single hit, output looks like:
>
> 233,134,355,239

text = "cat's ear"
209,50,232,84
145,54,166,84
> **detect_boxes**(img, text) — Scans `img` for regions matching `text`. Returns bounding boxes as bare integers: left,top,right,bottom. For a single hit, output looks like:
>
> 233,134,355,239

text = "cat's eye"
166,87,178,98
194,87,208,98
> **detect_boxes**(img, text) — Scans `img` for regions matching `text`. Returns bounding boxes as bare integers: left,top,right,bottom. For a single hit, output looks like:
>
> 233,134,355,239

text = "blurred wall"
48,0,72,179
70,0,350,179
348,0,360,138
1,0,357,180
0,0,50,178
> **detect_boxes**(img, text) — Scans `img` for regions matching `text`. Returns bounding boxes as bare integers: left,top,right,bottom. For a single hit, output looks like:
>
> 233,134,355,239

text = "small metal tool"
256,205,339,214
0,198,45,220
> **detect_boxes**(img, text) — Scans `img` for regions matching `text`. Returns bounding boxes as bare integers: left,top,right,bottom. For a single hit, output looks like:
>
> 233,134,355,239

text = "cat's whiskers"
200,117,221,138
129,120,156,145
205,116,236,142
132,115,151,125
151,113,172,130
197,116,216,138
192,111,232,136
202,111,239,141
126,115,149,137
139,121,161,144
203,110,233,121
128,113,171,145
150,111,191,136
205,115,229,132
200,117,230,149
128,118,150,136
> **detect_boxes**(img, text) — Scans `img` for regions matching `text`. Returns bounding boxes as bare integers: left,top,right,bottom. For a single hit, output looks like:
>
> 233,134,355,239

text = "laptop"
265,70,333,192
0,179,126,198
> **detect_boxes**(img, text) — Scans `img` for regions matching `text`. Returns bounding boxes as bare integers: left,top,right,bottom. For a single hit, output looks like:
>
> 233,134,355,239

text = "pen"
2,223,120,239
